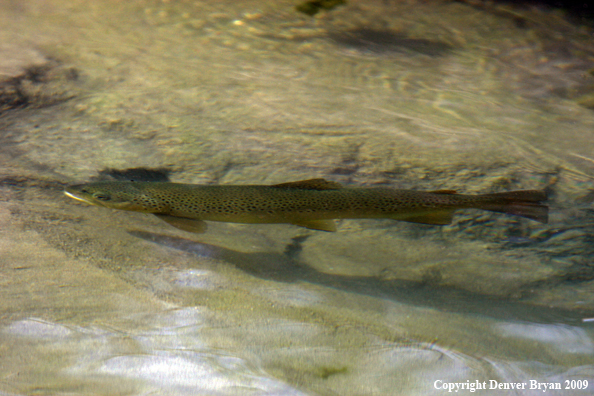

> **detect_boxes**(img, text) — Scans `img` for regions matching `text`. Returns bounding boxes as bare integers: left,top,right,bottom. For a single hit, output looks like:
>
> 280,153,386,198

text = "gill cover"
65,181,167,213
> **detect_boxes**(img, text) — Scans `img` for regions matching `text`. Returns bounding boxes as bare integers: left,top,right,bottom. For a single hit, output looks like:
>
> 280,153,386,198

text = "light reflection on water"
3,313,307,395
3,227,594,395
2,309,593,395
497,323,594,354
1,225,593,394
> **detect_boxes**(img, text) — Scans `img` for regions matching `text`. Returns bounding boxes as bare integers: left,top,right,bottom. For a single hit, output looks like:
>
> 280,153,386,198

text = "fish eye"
93,193,111,201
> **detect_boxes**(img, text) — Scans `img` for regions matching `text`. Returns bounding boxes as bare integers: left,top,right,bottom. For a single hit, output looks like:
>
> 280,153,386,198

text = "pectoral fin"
399,210,454,225
291,219,337,232
155,214,208,233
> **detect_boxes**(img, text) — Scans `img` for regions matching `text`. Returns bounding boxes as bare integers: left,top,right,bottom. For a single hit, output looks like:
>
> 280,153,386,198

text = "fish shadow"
128,230,589,324
328,28,454,57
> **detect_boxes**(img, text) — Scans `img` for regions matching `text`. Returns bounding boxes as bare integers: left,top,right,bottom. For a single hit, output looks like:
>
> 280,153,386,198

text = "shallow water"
1,0,594,394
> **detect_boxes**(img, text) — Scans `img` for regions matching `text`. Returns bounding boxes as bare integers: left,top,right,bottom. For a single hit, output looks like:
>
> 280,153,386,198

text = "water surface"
1,0,593,394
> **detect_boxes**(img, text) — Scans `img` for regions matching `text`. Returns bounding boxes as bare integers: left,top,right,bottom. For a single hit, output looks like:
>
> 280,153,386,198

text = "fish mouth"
64,190,95,205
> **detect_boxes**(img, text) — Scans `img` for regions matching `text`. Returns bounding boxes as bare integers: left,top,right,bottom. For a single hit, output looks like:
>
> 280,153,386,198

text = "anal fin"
399,210,454,225
291,219,337,232
155,214,208,233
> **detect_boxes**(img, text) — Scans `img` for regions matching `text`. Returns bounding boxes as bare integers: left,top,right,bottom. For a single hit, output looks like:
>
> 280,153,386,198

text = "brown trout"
64,178,548,233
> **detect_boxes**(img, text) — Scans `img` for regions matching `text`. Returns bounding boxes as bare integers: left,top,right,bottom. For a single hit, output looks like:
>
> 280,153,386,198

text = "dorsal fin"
429,189,457,194
271,178,343,190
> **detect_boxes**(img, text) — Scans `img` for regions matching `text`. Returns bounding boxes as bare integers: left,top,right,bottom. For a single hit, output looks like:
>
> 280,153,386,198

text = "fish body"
64,178,548,232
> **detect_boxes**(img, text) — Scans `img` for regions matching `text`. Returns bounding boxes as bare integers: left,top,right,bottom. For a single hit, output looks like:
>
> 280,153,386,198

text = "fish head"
64,182,167,213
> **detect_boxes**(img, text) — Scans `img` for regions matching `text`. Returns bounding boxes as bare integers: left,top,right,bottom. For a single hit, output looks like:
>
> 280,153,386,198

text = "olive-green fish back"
65,178,548,233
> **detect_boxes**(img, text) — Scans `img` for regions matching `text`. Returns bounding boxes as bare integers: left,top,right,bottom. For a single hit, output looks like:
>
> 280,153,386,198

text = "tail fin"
479,190,548,223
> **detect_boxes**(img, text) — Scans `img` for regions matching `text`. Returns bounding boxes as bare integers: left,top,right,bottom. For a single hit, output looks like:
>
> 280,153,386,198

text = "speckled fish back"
133,182,510,221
